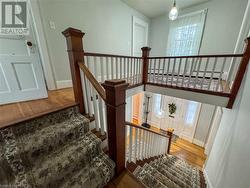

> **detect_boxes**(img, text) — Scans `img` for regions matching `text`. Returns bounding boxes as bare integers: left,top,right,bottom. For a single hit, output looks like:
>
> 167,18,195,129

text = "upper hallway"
63,27,250,109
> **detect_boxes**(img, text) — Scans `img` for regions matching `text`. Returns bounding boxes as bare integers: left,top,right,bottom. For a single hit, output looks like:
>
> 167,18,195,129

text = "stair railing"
125,122,173,164
83,52,143,89
63,28,129,175
62,27,250,176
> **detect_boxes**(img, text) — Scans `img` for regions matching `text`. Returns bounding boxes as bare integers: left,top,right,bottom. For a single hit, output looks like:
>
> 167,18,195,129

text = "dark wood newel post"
102,80,129,175
141,47,151,88
227,37,250,108
62,28,85,114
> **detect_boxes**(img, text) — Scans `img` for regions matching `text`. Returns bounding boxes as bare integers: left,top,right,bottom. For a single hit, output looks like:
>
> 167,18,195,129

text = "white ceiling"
122,0,210,18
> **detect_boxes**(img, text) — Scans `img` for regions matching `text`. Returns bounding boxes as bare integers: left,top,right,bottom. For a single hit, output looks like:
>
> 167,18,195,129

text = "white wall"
194,103,215,146
149,0,248,56
204,63,250,188
37,0,150,87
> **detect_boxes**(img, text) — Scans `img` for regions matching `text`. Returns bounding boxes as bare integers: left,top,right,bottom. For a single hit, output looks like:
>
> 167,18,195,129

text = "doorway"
132,16,149,56
0,5,48,105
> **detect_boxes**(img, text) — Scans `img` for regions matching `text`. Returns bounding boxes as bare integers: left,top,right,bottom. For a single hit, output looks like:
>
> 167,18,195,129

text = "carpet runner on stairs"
133,155,206,188
0,107,115,188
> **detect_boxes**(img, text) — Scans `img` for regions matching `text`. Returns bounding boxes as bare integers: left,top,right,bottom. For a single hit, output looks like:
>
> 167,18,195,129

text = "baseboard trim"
193,139,205,147
56,80,72,89
203,169,213,188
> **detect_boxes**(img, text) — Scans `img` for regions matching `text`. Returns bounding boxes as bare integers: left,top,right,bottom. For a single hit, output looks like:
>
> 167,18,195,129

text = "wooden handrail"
125,121,170,138
148,54,243,59
78,61,106,101
84,52,141,59
227,37,250,108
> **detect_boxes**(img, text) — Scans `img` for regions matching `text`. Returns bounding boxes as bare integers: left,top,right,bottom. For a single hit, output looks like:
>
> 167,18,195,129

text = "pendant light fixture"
169,0,178,21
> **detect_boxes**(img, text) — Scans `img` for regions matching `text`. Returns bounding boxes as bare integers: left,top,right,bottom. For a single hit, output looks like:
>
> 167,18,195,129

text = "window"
167,9,207,56
153,94,163,116
185,101,199,126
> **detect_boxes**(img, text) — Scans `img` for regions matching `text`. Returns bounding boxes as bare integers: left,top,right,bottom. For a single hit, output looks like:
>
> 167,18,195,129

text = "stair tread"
134,166,168,188
142,163,181,188
133,155,204,188
158,158,201,183
0,107,115,188
150,160,198,188
60,153,115,188
25,132,102,187
16,114,89,162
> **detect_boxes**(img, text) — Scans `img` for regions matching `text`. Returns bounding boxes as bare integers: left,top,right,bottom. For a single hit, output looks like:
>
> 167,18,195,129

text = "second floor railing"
62,27,250,176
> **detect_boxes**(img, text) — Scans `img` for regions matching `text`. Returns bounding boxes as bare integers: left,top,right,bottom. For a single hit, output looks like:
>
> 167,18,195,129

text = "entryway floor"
170,137,207,170
0,88,76,129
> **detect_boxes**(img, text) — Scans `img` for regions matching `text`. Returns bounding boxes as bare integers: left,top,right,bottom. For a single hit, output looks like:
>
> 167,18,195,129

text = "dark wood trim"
227,38,250,108
141,47,151,88
78,61,106,101
62,28,85,114
146,82,231,97
84,52,141,59
102,80,129,176
125,121,170,138
148,54,243,59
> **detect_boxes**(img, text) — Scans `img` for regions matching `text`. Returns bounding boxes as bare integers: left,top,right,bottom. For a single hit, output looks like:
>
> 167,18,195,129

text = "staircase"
0,106,115,187
133,155,205,188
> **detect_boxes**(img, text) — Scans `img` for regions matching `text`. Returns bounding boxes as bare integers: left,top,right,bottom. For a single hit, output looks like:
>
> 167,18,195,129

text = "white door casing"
0,10,47,105
132,16,149,56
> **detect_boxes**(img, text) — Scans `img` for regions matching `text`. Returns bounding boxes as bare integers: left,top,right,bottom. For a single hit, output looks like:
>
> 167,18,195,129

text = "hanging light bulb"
169,0,178,21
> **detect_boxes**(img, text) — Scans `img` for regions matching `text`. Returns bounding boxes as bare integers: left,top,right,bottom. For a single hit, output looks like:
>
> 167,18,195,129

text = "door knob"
27,41,32,47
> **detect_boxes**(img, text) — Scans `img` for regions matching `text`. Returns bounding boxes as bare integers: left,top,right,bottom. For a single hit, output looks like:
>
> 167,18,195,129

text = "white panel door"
0,18,47,105
132,16,148,56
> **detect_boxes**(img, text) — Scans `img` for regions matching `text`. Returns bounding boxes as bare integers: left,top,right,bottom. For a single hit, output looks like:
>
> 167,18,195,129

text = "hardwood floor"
170,137,206,170
131,119,206,170
0,88,76,129
105,170,144,188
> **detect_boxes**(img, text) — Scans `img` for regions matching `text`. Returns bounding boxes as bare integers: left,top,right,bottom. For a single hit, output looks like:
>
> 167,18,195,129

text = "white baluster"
98,95,105,135
201,58,210,89
176,58,182,86
171,58,176,86
141,130,145,160
92,89,100,131
100,57,104,82
161,59,166,84
194,58,202,88
111,57,114,79
128,126,133,162
81,72,89,114
208,57,218,90
180,58,187,87
153,59,157,83
188,58,195,87
134,128,138,162
138,129,142,160
165,58,171,85
216,57,226,91
106,57,110,80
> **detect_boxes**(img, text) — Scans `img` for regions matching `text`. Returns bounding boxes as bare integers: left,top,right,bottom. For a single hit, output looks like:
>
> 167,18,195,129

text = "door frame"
29,0,56,90
132,16,149,56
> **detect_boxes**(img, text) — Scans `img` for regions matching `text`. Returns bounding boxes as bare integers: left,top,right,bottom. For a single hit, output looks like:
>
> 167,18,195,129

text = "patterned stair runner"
133,154,206,188
0,107,115,188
